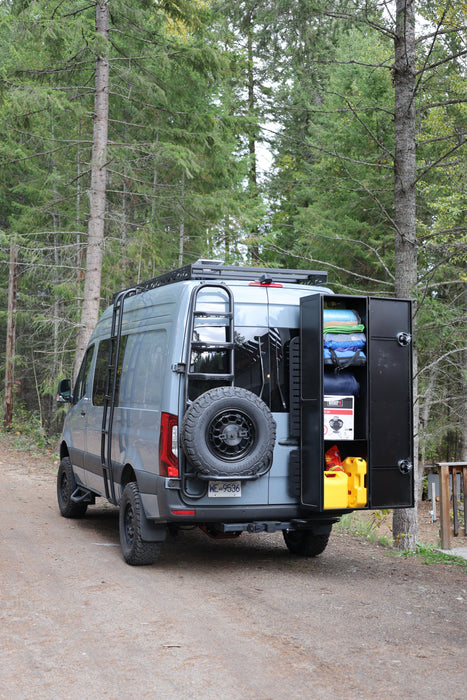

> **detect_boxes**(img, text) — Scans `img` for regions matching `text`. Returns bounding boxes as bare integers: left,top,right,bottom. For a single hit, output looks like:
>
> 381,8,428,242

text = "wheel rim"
207,409,256,461
60,471,70,504
123,503,135,545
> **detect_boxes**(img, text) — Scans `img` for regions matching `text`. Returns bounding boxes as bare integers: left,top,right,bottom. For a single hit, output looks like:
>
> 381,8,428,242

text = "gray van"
57,260,413,565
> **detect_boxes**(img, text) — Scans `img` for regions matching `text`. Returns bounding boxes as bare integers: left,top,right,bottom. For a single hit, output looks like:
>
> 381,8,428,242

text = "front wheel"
119,482,161,566
283,529,330,557
57,457,88,518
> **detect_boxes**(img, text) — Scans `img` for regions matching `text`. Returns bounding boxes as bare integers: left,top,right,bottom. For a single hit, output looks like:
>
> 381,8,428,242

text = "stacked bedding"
323,308,366,367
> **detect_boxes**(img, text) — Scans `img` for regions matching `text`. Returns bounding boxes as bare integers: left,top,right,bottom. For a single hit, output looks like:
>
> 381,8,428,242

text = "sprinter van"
57,260,413,565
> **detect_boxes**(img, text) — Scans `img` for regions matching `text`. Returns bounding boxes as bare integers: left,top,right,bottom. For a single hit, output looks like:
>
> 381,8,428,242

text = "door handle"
397,332,411,347
398,459,413,475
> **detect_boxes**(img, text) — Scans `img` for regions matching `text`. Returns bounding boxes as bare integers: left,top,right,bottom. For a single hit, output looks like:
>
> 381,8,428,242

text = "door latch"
398,459,413,475
397,332,411,347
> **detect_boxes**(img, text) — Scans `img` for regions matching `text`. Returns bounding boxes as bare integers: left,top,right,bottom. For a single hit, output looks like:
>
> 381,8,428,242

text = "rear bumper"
154,491,343,528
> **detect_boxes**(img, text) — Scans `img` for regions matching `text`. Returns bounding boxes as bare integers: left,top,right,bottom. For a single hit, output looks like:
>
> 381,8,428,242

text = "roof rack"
115,259,328,300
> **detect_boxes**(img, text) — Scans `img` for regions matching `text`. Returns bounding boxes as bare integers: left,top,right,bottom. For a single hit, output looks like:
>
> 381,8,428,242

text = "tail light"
159,412,179,477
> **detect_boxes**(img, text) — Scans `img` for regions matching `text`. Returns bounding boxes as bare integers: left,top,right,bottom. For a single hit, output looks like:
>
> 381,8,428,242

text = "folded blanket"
324,332,366,351
323,308,364,334
323,308,361,324
323,323,365,334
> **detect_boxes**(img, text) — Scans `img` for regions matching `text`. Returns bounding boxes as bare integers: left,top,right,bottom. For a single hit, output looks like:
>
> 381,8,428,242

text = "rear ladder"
184,283,235,404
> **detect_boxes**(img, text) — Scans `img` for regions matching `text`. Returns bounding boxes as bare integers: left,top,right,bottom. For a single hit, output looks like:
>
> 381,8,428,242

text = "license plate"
208,481,241,497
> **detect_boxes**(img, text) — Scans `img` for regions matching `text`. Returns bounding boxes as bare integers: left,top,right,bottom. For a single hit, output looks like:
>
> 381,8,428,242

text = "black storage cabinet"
300,294,414,511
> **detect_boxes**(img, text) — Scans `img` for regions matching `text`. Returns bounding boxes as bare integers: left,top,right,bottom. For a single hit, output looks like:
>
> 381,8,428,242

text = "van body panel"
266,285,330,328
224,282,269,326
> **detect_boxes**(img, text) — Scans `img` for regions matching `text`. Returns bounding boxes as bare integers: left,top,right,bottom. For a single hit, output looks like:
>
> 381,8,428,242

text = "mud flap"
140,516,167,542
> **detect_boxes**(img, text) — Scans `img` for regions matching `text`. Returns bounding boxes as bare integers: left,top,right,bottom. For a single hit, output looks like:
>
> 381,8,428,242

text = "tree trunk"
4,242,18,428
73,1,110,380
392,0,418,549
461,285,467,463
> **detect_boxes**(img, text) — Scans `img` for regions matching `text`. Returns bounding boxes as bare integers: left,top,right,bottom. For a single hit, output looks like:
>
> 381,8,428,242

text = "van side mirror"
57,378,72,403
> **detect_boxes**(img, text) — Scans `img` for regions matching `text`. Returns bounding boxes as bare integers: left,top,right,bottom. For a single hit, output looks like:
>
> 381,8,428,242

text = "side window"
92,337,127,407
73,346,94,403
118,330,167,410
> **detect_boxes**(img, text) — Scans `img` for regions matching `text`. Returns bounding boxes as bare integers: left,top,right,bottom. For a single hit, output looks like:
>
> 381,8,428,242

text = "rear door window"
188,326,295,412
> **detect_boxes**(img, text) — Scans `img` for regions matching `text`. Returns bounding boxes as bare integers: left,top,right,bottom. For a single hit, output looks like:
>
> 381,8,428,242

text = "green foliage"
1,403,54,451
400,543,467,568
266,21,396,292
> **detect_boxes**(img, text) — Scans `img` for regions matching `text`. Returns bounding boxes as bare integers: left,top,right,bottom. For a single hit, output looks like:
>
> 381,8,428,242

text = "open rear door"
368,298,414,508
299,293,414,512
300,294,323,508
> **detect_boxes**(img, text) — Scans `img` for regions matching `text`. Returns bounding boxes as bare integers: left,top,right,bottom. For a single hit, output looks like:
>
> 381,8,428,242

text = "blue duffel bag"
323,370,360,397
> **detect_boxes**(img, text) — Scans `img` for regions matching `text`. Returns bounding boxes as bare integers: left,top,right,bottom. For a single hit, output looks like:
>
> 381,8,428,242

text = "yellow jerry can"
342,457,367,508
323,470,349,509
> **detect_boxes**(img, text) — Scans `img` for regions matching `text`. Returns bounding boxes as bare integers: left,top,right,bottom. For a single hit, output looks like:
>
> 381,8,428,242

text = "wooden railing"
436,462,467,550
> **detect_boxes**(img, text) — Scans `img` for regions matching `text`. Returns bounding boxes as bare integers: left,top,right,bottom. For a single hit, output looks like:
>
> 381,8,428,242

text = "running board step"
71,487,95,504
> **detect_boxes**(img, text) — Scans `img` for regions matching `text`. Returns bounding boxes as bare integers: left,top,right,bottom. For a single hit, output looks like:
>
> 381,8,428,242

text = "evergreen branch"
417,253,466,284
416,25,467,44
312,7,395,40
50,0,96,19
424,241,467,251
417,348,467,377
263,234,394,286
417,49,467,75
415,141,467,182
420,280,464,289
413,1,449,100
417,132,467,146
0,144,79,167
418,227,467,241
332,148,398,239
273,103,395,117
418,158,467,170
17,53,151,78
257,121,393,169
310,57,393,71
418,98,467,112
326,90,394,161
61,3,97,18
0,119,92,145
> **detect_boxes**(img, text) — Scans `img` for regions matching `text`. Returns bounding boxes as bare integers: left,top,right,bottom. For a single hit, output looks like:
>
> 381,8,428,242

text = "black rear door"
368,298,414,508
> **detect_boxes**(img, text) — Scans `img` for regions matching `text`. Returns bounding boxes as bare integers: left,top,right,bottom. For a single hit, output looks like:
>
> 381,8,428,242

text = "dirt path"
1,438,465,699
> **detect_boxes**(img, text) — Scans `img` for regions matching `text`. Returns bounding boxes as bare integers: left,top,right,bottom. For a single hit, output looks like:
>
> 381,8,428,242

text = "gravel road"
1,443,465,699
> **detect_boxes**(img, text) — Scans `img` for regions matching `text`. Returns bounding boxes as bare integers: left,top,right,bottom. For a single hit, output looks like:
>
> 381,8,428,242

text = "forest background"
0,1,466,545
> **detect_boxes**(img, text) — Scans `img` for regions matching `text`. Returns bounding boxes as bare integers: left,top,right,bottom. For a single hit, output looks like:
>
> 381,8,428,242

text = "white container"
323,396,354,440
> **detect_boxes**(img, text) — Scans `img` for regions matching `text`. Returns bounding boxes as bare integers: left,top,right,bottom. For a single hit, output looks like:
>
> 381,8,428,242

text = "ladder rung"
188,372,234,381
194,311,233,319
191,342,234,351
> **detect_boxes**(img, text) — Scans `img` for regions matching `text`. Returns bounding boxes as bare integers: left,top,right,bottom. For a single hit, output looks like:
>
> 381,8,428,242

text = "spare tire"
181,387,276,478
